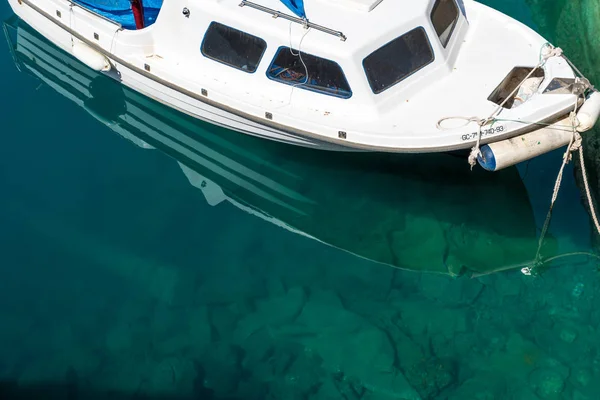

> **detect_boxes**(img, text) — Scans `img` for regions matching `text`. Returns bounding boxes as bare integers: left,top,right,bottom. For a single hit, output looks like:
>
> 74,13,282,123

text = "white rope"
467,119,488,169
275,22,310,108
467,45,563,169
578,137,600,235
437,42,599,274
522,92,600,275
437,43,563,169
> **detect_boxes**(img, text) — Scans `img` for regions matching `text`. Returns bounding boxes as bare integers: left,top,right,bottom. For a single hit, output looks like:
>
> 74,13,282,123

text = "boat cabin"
70,0,468,115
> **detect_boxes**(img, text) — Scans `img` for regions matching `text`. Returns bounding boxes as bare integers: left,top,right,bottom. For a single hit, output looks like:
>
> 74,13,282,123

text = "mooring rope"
578,137,600,235
436,42,600,275
521,92,600,275
437,43,564,169
469,44,564,169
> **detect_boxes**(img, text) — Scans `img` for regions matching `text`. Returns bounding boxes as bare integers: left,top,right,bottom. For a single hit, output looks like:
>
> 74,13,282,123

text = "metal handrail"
239,1,347,41
66,0,123,29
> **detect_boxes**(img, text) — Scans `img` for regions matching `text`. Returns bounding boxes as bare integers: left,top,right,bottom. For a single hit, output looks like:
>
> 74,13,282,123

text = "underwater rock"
268,349,324,400
187,305,212,351
447,374,506,400
18,359,66,388
570,367,592,389
394,300,468,341
234,286,306,343
490,273,523,298
418,273,484,306
238,327,278,380
209,303,240,342
529,368,565,399
559,328,577,343
388,214,447,272
257,286,307,327
266,290,420,399
329,264,395,312
196,266,267,305
94,357,151,395
572,282,585,298
141,357,195,396
314,378,345,400
198,342,245,397
105,323,134,355
158,305,213,358
266,276,287,297
361,372,422,400
404,357,457,399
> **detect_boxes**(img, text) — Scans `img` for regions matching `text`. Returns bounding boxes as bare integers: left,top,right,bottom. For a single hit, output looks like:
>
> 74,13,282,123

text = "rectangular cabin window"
431,0,459,47
363,27,434,94
201,22,266,73
267,47,352,99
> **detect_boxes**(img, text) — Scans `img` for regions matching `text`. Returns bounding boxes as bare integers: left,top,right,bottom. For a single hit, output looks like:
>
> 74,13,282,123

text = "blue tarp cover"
279,0,306,18
72,0,163,30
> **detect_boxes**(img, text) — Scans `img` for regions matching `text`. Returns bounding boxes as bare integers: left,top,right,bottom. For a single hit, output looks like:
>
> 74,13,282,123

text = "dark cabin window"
363,27,434,94
431,0,459,47
267,47,352,99
201,22,266,73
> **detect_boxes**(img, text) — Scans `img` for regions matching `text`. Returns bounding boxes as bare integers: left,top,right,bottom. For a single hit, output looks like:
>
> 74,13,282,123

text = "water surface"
0,1,599,399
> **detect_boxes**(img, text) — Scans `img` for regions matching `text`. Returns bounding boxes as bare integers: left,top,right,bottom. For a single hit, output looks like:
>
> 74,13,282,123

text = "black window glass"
431,0,459,47
201,22,266,73
363,27,434,94
267,47,352,99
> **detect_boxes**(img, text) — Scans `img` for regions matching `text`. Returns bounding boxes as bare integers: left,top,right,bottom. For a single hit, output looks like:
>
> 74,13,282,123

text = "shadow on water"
1,15,560,277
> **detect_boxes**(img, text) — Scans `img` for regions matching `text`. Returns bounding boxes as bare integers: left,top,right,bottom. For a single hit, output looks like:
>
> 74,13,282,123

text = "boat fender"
72,40,111,72
477,118,574,171
576,91,600,132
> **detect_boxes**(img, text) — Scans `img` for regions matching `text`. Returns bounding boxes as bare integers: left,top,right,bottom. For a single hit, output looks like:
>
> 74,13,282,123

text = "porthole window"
363,27,434,94
201,22,267,73
267,47,352,99
431,0,459,48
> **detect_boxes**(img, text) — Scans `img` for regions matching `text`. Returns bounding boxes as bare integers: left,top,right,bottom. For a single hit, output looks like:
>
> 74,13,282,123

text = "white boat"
6,0,600,169
5,15,554,276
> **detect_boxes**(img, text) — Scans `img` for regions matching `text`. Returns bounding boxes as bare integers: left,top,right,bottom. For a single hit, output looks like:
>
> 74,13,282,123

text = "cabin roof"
222,0,434,54
322,0,385,13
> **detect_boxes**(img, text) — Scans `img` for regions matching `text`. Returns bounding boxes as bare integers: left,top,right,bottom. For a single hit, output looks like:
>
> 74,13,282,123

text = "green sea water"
0,1,599,399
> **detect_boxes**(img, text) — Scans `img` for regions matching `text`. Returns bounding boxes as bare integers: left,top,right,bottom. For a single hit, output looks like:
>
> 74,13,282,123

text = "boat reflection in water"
4,16,556,277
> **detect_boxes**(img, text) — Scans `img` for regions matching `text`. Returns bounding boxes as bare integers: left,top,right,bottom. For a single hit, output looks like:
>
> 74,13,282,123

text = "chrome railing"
239,1,347,41
66,0,123,29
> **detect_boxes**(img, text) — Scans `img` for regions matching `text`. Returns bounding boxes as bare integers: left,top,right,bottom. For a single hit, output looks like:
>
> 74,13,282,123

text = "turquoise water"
0,1,599,399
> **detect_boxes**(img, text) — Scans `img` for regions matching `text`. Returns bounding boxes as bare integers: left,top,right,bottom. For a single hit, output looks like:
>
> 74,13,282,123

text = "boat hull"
7,0,354,151
6,0,589,156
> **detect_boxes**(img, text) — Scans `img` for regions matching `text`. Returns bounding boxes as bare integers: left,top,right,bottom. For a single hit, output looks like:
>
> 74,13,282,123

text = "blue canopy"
280,0,306,18
72,0,163,30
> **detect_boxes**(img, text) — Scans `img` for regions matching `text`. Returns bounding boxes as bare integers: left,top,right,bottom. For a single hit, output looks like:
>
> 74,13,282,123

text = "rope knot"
570,132,583,153
541,44,563,61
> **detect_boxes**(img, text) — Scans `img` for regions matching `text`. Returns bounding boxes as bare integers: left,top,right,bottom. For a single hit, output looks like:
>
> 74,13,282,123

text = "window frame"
362,27,435,95
266,46,353,100
200,21,267,74
430,0,460,48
